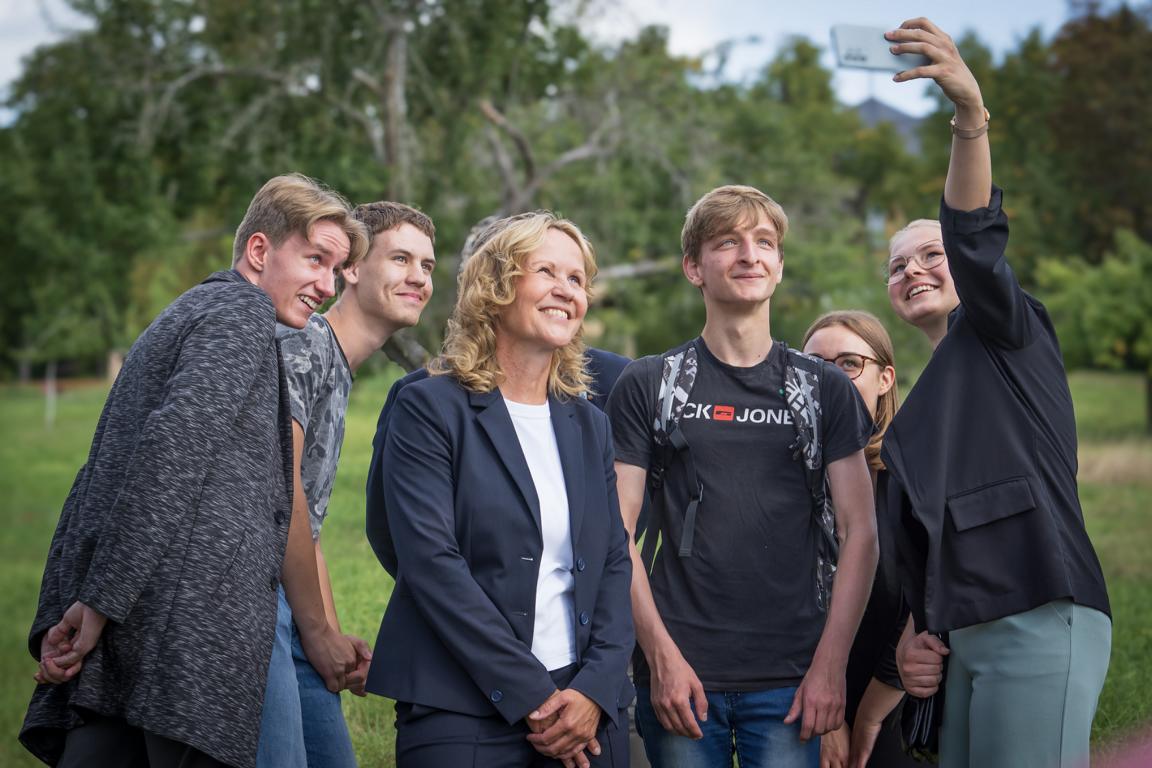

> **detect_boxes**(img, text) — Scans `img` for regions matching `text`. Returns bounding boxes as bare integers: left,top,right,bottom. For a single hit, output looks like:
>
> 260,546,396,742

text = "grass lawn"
1,370,1148,766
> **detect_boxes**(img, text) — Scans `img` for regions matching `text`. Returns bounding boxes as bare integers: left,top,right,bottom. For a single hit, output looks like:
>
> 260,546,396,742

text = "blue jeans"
635,684,818,768
257,589,357,768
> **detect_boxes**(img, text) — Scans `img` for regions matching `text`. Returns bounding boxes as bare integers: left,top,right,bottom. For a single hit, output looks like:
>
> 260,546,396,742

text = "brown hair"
232,173,368,267
681,185,789,264
802,310,899,472
352,201,436,258
431,211,596,399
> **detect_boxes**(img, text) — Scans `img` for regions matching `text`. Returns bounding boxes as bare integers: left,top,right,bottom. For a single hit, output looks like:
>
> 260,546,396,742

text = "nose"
903,258,927,279
406,261,428,287
552,275,575,299
736,237,757,263
317,267,337,299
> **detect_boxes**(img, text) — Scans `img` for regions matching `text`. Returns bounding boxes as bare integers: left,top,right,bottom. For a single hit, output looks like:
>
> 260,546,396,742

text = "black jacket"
881,188,1110,634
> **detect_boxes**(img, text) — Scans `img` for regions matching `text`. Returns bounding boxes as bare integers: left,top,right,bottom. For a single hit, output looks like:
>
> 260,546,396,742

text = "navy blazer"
364,373,635,727
881,187,1110,634
366,348,632,574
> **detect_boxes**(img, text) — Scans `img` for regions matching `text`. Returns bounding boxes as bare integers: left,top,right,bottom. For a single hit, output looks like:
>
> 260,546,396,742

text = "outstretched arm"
891,17,1033,349
888,17,990,211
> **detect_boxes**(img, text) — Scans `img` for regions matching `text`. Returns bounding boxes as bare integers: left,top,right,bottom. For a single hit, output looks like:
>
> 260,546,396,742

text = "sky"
1,0,1072,117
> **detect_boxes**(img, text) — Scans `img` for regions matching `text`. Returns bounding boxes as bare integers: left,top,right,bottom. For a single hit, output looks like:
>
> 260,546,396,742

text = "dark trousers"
395,665,628,768
58,713,230,768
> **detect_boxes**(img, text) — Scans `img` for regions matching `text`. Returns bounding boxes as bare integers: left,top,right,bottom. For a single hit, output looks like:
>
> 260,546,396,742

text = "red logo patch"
714,405,735,421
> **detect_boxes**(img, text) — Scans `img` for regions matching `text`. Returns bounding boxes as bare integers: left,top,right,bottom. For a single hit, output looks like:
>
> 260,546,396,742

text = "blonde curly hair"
432,211,597,399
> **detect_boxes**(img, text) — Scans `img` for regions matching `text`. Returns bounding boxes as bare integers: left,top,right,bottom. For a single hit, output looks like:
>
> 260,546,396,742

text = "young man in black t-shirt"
605,185,878,768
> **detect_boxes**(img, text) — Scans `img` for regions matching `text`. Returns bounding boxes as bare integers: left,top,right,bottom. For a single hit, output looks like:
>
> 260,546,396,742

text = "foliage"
0,1,1148,377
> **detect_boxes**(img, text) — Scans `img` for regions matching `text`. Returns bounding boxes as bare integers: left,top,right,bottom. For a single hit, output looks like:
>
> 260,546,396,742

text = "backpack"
643,340,839,612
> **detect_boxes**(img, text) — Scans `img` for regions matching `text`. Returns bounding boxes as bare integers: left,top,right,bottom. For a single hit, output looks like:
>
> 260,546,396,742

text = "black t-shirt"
606,338,872,690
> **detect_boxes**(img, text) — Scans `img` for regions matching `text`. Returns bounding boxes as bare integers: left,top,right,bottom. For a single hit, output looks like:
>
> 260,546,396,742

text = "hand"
35,601,107,685
648,645,708,738
848,714,885,768
820,723,850,768
297,623,357,693
886,18,983,113
344,634,373,697
784,655,845,741
527,706,599,768
526,688,603,762
896,631,949,698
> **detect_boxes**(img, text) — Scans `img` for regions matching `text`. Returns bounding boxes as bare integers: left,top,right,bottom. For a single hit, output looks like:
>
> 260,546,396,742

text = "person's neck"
323,294,401,374
495,343,551,405
922,306,958,351
699,304,774,367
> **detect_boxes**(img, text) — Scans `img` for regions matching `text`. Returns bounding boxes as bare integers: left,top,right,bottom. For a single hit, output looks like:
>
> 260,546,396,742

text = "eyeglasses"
813,352,882,380
884,247,947,285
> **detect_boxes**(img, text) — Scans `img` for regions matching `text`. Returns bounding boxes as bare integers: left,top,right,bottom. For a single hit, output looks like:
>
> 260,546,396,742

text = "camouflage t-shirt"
277,315,352,540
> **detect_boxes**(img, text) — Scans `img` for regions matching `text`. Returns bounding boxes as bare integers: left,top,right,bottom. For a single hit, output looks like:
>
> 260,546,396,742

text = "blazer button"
269,576,279,591
274,512,285,525
576,557,586,572
490,689,504,703
579,611,590,626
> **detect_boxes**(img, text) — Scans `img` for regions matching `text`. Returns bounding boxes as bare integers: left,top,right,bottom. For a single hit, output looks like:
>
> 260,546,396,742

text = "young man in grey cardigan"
21,174,368,768
257,201,437,768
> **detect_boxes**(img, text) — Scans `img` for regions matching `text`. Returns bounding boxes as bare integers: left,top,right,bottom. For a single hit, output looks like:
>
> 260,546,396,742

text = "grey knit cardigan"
21,270,294,768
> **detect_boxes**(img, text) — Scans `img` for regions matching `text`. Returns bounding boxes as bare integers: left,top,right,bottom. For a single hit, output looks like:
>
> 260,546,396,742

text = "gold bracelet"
950,107,990,139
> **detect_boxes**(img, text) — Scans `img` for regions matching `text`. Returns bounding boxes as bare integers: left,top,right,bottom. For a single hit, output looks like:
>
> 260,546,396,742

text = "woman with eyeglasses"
801,311,922,768
881,18,1111,768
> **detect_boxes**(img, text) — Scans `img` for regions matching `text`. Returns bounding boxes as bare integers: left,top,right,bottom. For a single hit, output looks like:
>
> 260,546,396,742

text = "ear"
682,252,703,287
242,232,272,273
877,364,896,396
341,259,361,288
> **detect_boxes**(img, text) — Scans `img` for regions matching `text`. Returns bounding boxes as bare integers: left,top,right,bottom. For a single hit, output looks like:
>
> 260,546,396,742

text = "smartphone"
830,25,930,72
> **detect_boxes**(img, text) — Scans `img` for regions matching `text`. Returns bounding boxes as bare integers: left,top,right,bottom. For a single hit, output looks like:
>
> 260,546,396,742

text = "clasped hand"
526,688,602,768
35,600,107,685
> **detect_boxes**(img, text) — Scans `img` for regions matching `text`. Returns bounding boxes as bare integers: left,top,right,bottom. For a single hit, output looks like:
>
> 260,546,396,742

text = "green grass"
0,371,1148,765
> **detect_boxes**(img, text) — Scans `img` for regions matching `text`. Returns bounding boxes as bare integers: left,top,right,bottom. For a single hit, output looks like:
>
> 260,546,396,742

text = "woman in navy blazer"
882,19,1110,768
366,212,634,767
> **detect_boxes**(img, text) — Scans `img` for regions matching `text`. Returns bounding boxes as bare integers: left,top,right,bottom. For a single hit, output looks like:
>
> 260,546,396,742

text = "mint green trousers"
941,599,1111,768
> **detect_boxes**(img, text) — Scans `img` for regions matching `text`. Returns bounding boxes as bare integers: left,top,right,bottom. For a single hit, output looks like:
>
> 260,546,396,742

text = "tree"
1049,4,1152,259
1038,229,1152,431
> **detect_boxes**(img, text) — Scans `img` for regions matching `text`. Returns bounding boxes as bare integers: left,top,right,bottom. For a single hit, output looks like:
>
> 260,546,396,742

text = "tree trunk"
1146,371,1151,435
383,19,410,201
382,330,430,373
44,360,57,430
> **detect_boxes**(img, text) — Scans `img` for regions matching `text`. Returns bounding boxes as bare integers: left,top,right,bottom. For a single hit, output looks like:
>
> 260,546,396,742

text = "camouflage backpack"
643,340,839,612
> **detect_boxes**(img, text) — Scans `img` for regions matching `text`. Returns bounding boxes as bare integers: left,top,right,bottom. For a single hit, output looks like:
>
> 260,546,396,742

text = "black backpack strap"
782,343,839,612
643,342,701,568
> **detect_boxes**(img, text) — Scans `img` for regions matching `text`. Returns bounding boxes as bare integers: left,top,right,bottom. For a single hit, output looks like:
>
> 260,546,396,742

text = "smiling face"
803,323,894,421
255,219,351,328
685,214,783,309
496,227,589,358
343,222,435,330
886,222,959,332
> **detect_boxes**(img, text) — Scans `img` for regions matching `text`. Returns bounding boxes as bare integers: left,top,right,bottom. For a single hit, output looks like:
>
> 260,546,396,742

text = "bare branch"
479,99,537,184
597,257,680,281
382,330,431,372
137,64,299,152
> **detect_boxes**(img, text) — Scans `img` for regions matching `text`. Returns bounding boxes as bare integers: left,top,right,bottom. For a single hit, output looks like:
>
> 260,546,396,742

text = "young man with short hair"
605,186,878,767
21,174,367,768
259,201,437,768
